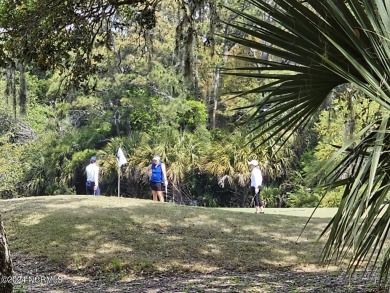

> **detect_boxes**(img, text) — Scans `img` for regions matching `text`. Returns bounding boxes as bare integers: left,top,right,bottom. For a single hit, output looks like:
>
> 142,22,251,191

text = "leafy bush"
177,100,208,132
286,188,321,208
319,187,343,207
0,144,27,198
261,186,281,208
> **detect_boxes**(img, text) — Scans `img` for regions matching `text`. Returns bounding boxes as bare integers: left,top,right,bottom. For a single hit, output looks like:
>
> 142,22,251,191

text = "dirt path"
10,253,387,293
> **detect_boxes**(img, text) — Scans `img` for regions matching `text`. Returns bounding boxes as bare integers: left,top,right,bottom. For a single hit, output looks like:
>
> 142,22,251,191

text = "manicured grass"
0,195,337,278
218,207,338,218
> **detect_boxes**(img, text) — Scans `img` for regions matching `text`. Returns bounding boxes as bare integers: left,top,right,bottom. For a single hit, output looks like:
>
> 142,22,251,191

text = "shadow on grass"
11,251,388,293
2,196,330,272
1,195,387,292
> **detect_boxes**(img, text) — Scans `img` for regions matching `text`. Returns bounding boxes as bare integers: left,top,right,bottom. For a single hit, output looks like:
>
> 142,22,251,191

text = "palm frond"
223,0,390,146
224,0,390,284
320,117,390,278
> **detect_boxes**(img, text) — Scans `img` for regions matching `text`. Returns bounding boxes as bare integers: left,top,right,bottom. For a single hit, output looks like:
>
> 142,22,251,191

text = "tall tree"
0,0,218,85
224,0,390,284
18,61,27,115
4,65,16,118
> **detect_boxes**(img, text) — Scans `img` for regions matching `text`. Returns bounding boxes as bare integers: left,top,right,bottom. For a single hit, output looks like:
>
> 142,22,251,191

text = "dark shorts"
251,186,263,207
150,182,163,191
86,181,100,195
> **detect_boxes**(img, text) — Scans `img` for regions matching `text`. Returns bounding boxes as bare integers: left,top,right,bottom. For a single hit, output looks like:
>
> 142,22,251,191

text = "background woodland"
0,0,381,208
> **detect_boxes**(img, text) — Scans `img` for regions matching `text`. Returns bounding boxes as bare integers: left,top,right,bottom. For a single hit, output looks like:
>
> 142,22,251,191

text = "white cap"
248,159,259,166
152,155,161,161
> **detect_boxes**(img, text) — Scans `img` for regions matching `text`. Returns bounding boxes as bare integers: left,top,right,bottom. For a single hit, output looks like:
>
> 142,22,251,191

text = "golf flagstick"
117,166,120,197
116,147,128,197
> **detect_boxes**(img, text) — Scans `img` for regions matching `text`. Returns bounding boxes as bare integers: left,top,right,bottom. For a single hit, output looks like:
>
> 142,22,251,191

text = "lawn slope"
0,195,332,277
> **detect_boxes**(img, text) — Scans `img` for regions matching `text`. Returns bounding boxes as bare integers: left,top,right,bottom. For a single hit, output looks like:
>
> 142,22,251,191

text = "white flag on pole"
117,147,127,167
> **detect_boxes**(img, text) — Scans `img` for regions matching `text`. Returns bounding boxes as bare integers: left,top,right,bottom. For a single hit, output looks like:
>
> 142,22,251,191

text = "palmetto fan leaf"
224,0,390,284
222,0,390,145
319,118,390,275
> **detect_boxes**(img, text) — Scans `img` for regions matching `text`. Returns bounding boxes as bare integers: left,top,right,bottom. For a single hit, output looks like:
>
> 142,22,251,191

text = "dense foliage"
1,0,390,287
0,0,372,210
224,0,390,285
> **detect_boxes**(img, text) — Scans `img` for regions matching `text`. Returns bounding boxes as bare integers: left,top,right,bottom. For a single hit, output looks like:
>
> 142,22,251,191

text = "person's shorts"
86,181,100,195
150,182,163,191
251,186,263,207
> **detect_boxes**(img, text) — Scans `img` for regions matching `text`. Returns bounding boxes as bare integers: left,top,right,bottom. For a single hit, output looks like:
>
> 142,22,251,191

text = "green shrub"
319,188,343,207
287,188,321,208
261,186,281,208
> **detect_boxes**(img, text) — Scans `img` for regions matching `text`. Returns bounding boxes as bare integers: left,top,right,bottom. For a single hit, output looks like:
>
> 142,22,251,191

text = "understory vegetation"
0,0,379,207
1,0,390,289
0,79,371,207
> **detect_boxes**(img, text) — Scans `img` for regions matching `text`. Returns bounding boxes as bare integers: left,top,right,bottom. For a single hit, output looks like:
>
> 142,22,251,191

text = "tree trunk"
0,219,13,293
5,65,16,118
12,66,17,120
211,65,220,130
114,110,121,136
18,61,27,115
4,68,11,106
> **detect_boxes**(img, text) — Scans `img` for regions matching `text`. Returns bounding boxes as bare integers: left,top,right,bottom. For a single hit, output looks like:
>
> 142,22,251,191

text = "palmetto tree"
204,130,294,200
223,0,390,283
112,128,210,202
